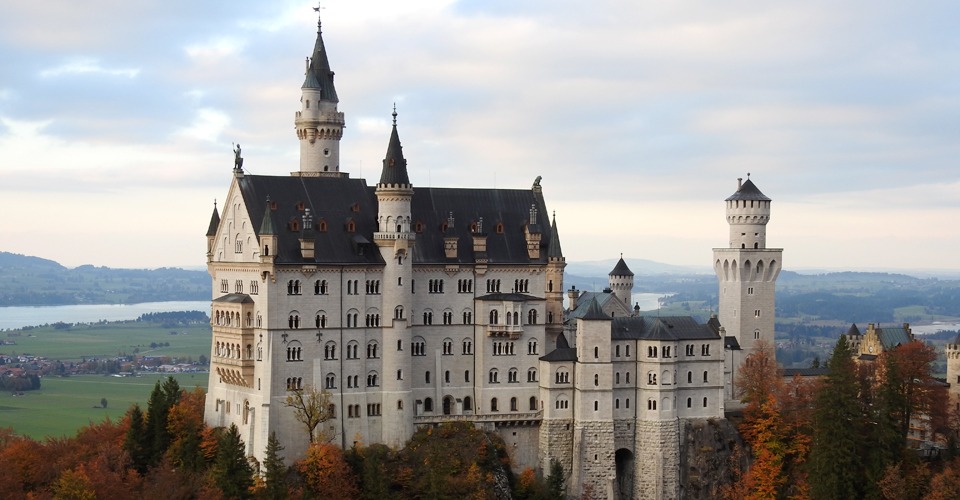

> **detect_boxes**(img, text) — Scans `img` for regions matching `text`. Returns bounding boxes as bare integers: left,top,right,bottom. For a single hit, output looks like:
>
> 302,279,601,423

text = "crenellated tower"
294,15,346,177
713,175,782,395
545,213,566,346
608,255,634,309
374,108,415,447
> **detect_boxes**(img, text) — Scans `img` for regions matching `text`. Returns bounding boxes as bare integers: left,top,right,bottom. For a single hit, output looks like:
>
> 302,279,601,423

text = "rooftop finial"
213,199,217,209
392,103,398,126
313,2,323,31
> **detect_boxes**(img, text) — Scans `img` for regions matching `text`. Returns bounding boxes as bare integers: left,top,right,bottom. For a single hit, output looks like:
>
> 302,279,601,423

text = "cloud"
175,108,232,143
39,58,140,79
184,37,247,60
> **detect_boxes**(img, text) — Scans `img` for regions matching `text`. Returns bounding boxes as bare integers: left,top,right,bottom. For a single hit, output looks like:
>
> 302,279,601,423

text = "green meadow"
1,318,213,439
6,320,211,361
0,373,208,440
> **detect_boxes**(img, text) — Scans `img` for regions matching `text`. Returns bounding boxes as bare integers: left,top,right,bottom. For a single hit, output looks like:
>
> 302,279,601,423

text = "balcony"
487,325,523,339
413,411,542,426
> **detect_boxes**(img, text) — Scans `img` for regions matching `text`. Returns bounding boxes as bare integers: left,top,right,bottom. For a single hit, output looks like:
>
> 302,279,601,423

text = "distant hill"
0,251,209,306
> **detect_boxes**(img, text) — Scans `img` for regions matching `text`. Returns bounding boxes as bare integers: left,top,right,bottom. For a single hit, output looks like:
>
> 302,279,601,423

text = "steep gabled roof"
725,178,771,202
610,316,720,341
236,175,556,265
213,293,254,304
847,323,861,336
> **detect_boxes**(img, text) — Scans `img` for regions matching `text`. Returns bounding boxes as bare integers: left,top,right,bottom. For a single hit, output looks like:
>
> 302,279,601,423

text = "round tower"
726,174,771,249
373,108,415,447
295,16,346,176
608,254,634,308
946,334,960,415
713,174,782,387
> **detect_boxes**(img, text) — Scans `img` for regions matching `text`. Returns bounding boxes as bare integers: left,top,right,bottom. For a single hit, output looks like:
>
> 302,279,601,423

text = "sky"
1,1,958,274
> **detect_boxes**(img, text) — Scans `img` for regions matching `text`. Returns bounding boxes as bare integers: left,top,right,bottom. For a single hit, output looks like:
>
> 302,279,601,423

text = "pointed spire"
206,200,220,236
610,255,634,277
302,9,338,101
547,212,563,259
260,197,275,235
378,107,411,185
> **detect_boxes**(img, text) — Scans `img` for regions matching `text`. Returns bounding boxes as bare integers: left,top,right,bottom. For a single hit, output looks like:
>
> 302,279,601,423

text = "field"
6,320,212,361
0,373,208,440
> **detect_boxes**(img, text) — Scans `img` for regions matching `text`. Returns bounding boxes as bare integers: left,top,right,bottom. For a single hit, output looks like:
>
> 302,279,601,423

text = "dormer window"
496,222,504,234
318,219,328,232
415,221,424,233
296,202,305,211
288,219,300,232
270,201,278,211
440,222,448,233
351,203,360,213
346,219,356,233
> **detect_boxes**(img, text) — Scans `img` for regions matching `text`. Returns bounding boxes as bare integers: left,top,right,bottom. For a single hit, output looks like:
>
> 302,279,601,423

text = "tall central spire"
379,106,411,186
303,13,338,102
294,9,346,177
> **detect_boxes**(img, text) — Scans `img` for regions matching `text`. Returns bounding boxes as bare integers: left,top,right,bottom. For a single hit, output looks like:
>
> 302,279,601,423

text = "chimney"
567,286,579,311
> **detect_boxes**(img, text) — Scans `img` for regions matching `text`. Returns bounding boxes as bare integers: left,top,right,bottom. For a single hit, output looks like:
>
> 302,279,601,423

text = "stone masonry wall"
634,420,681,500
539,419,574,490
574,421,616,500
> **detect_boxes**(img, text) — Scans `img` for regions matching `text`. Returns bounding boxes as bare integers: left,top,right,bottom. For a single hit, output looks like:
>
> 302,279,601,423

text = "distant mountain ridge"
0,251,209,307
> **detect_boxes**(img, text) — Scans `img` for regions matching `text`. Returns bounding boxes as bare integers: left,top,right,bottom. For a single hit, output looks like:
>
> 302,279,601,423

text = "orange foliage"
296,442,358,499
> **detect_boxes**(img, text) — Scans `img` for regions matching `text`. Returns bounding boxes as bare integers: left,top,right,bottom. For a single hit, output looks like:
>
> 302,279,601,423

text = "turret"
725,174,771,250
294,15,346,177
608,254,634,307
206,201,220,262
545,213,566,338
373,109,415,447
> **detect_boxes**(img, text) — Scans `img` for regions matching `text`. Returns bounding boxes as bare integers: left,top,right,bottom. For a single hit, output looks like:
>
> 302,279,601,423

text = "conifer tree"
144,377,182,466
809,335,865,499
546,458,566,500
261,431,287,500
123,404,149,474
212,424,255,499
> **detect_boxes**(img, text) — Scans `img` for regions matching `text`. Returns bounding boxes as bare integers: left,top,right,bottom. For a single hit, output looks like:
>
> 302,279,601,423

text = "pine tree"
261,431,287,500
809,335,865,499
144,377,182,466
123,404,149,474
212,424,255,499
546,458,565,500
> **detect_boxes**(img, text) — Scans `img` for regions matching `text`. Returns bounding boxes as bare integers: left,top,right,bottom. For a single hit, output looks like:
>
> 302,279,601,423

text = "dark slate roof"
566,292,621,320
847,323,861,336
547,215,563,259
725,178,771,202
303,17,338,102
876,325,911,350
783,367,830,377
858,354,878,362
236,175,558,265
609,257,633,277
610,316,720,341
476,292,543,302
954,332,960,345
206,205,220,236
581,298,610,321
724,336,741,350
379,115,410,185
540,333,577,362
213,293,254,304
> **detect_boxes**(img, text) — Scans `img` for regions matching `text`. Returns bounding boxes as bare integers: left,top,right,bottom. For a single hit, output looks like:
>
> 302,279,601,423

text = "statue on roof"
233,143,243,171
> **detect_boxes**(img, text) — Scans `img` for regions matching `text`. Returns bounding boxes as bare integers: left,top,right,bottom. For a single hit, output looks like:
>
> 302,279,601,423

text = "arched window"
510,397,518,411
424,397,433,412
489,368,499,383
463,396,473,411
489,309,499,324
491,398,499,412
529,396,538,411
508,368,518,383
325,373,336,389
527,368,537,382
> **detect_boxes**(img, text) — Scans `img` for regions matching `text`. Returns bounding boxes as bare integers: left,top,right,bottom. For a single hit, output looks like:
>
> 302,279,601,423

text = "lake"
0,301,211,330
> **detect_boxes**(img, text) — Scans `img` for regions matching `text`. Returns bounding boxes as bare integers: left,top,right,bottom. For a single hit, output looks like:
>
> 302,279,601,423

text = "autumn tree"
883,340,945,441
809,335,865,499
166,386,208,472
928,457,960,500
283,385,334,444
296,442,358,499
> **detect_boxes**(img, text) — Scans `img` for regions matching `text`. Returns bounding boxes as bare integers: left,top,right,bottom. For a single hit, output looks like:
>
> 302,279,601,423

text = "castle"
203,14,781,499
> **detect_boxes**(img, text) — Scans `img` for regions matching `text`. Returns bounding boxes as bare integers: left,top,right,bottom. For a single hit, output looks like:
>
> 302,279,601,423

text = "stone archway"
443,396,454,415
615,448,635,500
